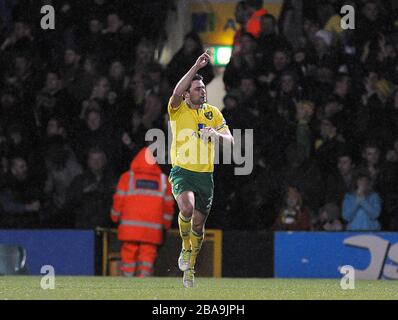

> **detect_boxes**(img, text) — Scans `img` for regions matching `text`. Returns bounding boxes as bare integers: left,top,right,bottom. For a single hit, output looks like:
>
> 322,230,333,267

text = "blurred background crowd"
1,0,398,232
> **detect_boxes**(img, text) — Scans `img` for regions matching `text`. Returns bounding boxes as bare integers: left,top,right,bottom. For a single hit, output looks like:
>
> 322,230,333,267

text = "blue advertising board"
275,232,398,279
0,230,95,275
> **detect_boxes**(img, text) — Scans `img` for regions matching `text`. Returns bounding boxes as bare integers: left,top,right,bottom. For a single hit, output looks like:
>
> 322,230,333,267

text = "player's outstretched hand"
195,50,211,70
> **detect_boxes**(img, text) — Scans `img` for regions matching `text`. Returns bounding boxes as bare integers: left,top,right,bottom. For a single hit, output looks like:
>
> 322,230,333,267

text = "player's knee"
180,202,194,218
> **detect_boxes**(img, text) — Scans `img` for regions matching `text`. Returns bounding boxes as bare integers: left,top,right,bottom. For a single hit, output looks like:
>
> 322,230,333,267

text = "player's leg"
136,243,157,278
190,209,207,269
183,209,207,288
176,191,195,271
120,241,139,277
183,172,214,287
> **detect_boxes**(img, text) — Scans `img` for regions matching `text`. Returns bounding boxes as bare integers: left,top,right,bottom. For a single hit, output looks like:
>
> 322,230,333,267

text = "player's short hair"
187,74,204,91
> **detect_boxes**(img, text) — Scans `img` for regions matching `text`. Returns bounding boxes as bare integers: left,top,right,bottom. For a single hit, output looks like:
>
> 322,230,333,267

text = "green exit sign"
209,46,232,67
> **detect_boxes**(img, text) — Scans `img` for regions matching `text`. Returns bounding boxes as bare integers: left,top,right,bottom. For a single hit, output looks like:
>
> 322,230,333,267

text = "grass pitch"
0,277,397,300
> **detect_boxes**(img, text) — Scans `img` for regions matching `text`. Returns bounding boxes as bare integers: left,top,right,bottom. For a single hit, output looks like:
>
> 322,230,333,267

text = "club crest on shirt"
204,111,213,120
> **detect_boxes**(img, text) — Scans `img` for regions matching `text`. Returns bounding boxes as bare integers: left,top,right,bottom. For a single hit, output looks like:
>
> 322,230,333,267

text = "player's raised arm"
170,50,211,109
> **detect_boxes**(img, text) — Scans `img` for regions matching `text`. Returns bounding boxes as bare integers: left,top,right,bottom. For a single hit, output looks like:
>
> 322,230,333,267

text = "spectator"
66,56,99,104
315,115,346,179
0,157,42,228
325,149,355,207
100,11,135,65
224,32,260,90
232,1,250,57
80,17,104,57
34,71,75,128
66,147,116,229
258,14,291,67
278,143,324,212
357,140,384,188
73,107,118,168
295,100,315,159
245,0,267,38
312,202,344,231
43,138,83,227
167,32,214,87
342,169,382,231
273,186,311,231
108,60,129,95
134,38,156,75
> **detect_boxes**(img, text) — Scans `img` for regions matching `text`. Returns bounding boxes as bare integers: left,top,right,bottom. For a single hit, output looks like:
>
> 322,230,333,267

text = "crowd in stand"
1,0,398,232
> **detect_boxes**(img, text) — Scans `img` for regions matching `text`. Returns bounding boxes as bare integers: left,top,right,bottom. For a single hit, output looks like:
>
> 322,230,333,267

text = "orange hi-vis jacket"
247,8,268,38
111,148,175,245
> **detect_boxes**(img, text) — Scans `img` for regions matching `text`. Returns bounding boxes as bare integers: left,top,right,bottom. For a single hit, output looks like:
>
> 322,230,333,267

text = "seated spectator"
273,186,311,231
342,169,382,231
0,157,42,228
66,147,116,229
312,202,344,231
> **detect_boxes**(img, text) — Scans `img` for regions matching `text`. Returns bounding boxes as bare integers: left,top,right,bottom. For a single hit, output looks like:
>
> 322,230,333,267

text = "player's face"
188,80,206,105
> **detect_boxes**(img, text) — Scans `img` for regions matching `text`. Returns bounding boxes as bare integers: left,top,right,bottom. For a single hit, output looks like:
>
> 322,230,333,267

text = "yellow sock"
189,229,204,269
178,213,191,251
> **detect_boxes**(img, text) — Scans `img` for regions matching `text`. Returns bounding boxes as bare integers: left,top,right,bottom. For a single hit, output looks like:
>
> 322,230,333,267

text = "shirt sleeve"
168,96,183,115
213,107,228,132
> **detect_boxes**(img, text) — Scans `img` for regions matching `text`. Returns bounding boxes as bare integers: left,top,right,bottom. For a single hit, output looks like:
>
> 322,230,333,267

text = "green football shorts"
169,166,214,215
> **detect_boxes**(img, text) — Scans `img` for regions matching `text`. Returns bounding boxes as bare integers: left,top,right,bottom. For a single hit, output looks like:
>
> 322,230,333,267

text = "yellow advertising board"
190,0,282,46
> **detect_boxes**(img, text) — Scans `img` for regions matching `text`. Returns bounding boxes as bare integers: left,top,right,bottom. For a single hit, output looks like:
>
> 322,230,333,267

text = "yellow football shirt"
168,98,228,173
